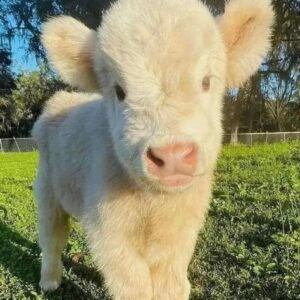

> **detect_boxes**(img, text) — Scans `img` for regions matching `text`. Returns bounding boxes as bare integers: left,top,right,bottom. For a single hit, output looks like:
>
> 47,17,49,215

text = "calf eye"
202,76,210,91
115,85,126,101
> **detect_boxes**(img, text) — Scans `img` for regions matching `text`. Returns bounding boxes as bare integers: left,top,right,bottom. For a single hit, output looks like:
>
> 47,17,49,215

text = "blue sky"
11,38,38,73
3,13,39,73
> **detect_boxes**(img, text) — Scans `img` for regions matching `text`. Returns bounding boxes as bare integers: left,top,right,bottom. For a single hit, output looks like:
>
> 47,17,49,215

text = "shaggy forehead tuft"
99,0,220,94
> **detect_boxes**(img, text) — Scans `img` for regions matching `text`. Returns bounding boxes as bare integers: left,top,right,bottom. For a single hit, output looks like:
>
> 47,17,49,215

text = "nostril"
183,146,197,164
147,148,164,168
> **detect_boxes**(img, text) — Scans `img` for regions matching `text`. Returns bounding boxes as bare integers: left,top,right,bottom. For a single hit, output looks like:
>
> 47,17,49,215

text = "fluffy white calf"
32,0,274,299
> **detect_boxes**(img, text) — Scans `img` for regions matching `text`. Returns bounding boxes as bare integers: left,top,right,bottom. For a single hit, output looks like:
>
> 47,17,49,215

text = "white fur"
33,0,274,299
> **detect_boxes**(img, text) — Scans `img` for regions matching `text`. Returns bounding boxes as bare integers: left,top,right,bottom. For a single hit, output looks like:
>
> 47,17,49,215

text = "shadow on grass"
0,221,111,299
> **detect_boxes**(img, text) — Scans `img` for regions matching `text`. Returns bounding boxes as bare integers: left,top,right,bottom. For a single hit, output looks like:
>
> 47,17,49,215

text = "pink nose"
146,143,197,187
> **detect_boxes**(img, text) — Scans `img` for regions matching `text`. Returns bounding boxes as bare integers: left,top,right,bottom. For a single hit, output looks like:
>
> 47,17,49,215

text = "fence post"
13,137,20,152
283,132,286,142
0,139,2,153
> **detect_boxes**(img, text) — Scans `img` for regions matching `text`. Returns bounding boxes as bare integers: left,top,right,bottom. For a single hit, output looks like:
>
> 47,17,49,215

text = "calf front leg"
102,236,152,300
35,174,70,292
151,262,191,300
85,209,152,300
38,201,69,291
146,231,198,300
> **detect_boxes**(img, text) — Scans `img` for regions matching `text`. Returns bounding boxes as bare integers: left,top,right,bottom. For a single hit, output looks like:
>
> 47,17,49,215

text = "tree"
0,21,15,96
0,25,15,134
0,49,14,95
1,0,114,59
0,68,67,137
0,0,299,138
223,0,299,138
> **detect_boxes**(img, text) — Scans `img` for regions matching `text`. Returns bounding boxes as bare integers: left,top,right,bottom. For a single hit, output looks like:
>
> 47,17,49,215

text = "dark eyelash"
115,85,126,101
202,76,210,91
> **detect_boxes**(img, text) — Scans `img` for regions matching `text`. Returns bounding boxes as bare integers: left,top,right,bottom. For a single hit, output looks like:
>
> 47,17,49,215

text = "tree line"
0,0,299,139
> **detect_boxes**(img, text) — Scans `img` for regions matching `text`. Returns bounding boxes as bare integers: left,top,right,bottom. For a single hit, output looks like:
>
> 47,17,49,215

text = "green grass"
0,142,299,300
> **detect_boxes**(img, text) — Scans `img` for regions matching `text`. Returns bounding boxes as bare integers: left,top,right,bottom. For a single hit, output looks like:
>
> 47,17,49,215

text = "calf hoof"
40,259,63,292
39,278,61,292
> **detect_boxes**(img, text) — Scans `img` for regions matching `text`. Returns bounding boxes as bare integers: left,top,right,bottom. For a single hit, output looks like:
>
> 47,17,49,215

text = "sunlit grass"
0,141,299,299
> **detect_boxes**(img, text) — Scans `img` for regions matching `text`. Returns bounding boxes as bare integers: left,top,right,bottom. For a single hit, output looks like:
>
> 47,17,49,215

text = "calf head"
42,0,274,192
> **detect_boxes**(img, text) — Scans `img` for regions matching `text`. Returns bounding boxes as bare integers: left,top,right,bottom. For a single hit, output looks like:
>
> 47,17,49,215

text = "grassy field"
0,141,299,300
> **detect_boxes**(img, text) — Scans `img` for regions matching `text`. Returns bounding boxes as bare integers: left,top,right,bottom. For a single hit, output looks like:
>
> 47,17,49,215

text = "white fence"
0,138,37,152
0,132,299,152
223,132,300,145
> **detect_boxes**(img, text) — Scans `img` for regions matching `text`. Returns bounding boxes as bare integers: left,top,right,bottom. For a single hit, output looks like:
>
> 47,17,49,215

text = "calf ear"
42,16,98,91
218,0,274,88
